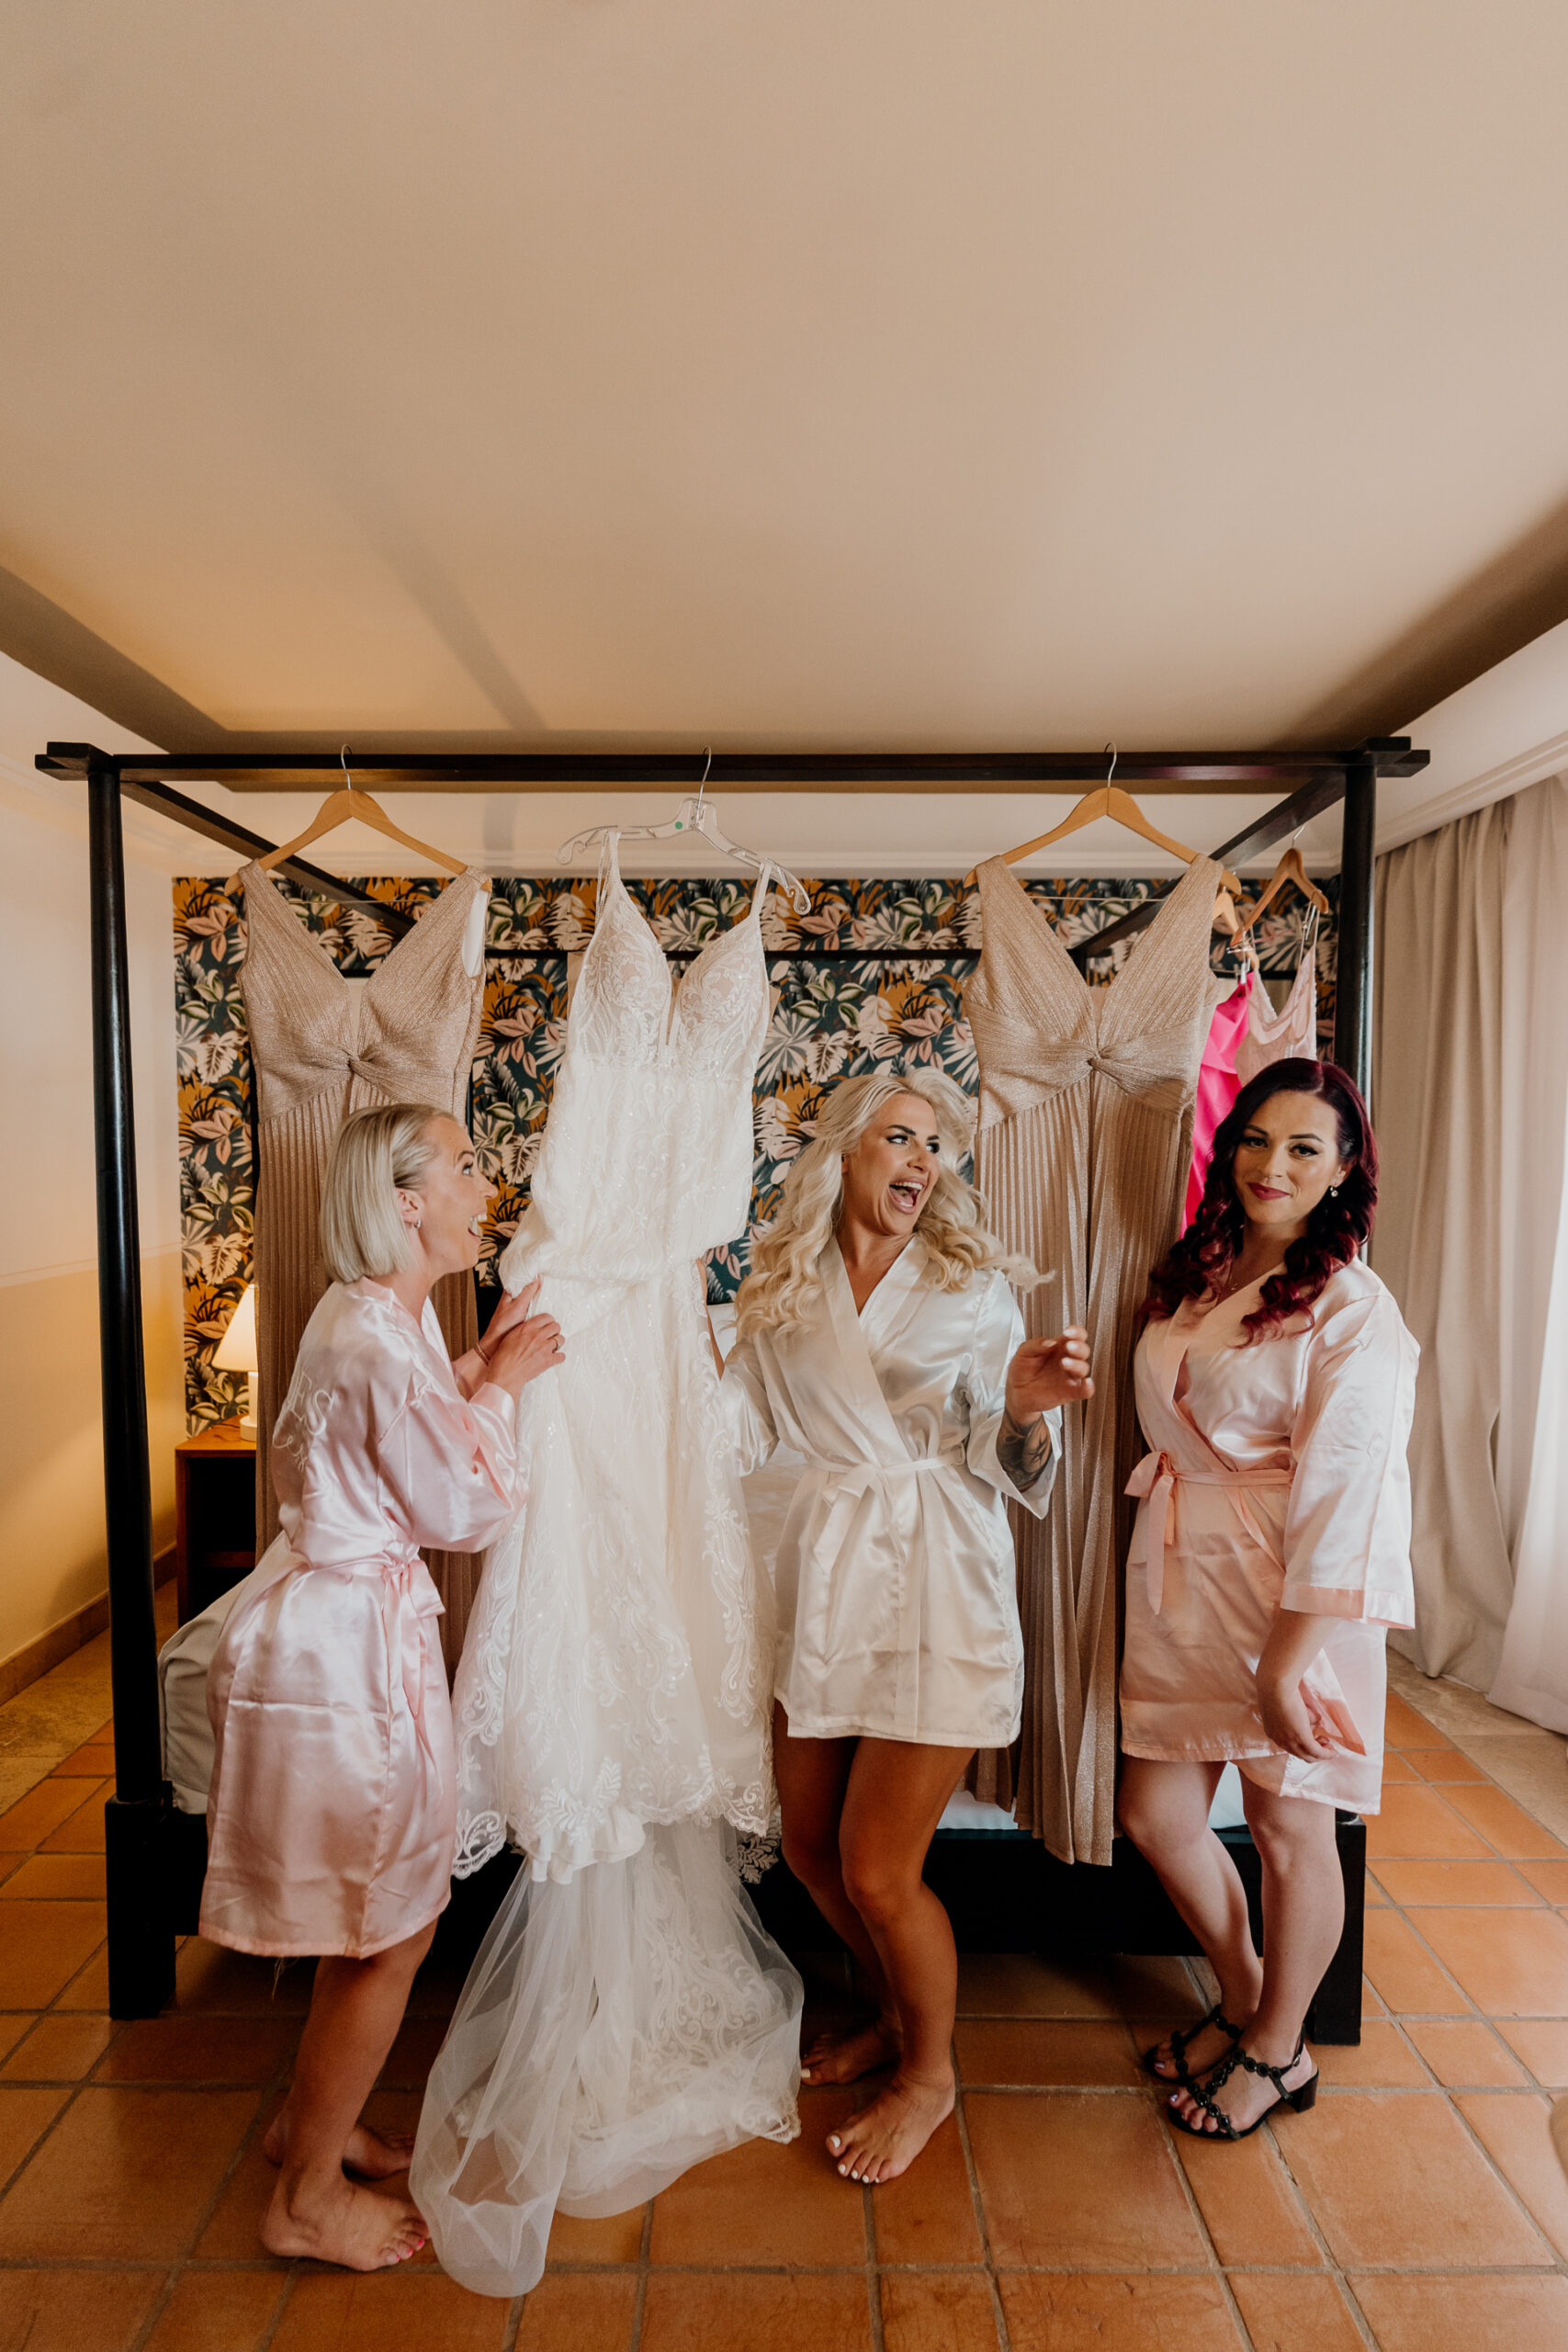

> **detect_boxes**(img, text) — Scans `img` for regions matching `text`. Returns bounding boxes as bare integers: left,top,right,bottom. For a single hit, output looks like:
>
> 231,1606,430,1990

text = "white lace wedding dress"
411,840,802,2296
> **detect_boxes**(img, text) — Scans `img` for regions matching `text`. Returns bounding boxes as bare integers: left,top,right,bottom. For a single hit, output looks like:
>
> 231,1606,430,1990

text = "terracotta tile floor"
2,1699,1568,2347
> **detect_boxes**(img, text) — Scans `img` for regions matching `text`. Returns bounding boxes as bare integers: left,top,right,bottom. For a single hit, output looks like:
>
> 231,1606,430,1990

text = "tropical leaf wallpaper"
176,872,1338,1428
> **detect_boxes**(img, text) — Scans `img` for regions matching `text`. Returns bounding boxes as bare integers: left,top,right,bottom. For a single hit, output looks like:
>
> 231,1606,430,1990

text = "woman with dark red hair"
1117,1060,1416,2142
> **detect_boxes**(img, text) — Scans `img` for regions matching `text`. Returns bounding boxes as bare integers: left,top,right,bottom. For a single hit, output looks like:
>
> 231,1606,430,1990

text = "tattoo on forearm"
998,1407,1054,1491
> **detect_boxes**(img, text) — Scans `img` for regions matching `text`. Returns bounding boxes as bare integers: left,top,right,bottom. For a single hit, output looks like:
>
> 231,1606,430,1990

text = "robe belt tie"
1125,1452,1294,1616
805,1453,967,1562
820,1451,967,1506
289,1551,444,1767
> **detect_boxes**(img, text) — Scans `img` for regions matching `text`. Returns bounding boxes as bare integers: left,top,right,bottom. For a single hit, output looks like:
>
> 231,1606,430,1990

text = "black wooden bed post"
86,755,176,2018
1333,744,1378,1096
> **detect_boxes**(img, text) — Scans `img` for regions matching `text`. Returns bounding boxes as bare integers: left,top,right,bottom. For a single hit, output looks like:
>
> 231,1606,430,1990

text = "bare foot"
1169,2041,1315,2136
1145,2014,1245,2085
260,2172,427,2269
264,2112,415,2181
800,2015,900,2086
826,2066,954,2185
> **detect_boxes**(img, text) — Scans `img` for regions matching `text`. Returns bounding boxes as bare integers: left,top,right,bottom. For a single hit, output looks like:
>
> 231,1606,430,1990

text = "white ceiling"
5,1,1568,757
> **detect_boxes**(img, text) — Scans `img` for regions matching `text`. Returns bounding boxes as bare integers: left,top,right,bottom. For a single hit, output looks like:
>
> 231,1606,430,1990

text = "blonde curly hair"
734,1069,1035,1336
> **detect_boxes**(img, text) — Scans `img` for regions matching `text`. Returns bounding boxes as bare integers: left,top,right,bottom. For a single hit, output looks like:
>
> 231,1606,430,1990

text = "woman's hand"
482,1281,566,1397
1257,1674,1337,1763
1255,1608,1339,1762
1005,1327,1093,1419
481,1278,540,1354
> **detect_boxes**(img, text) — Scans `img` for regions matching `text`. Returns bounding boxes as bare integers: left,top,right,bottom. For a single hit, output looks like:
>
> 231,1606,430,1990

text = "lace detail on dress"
735,1827,783,1885
412,1821,802,2297
420,838,801,2294
450,836,778,1882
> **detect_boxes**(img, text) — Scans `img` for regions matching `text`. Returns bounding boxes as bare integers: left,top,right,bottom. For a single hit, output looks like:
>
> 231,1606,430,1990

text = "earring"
1328,1185,1339,1199
412,1216,422,1229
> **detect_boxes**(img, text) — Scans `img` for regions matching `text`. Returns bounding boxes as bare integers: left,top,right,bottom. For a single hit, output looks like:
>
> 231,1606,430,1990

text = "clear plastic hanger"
556,751,811,914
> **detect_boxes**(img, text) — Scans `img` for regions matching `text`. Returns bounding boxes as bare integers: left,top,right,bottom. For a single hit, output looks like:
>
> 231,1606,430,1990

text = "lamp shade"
213,1283,258,1374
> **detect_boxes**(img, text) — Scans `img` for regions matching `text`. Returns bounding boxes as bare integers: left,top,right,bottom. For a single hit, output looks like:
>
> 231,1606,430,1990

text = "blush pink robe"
1119,1259,1417,1813
201,1280,525,1959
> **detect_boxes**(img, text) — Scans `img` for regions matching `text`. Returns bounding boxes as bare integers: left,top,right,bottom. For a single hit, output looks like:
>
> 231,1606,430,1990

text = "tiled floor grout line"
11,2254,1568,2278
1260,2103,1383,2349
1150,2086,1263,2352
126,2039,298,2352
0,1881,125,2214
1442,2085,1568,2278
949,2060,1013,2352
123,2268,182,2352
861,2150,886,2352
624,2187,653,2352
248,2272,295,2352
1372,1716,1568,2289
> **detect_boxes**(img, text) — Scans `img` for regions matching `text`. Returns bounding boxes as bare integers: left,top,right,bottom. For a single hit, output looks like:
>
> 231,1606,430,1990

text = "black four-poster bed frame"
37,733,1428,2023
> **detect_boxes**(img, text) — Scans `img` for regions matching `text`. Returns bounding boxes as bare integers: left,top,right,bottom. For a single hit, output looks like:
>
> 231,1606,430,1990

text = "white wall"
0,767,183,1675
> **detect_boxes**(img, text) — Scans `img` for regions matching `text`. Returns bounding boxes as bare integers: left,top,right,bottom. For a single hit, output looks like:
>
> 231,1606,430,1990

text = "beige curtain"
1372,775,1568,1706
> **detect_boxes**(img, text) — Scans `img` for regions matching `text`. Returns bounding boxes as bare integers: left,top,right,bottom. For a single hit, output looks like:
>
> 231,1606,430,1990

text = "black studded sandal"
1140,2001,1247,2086
1165,2037,1319,2141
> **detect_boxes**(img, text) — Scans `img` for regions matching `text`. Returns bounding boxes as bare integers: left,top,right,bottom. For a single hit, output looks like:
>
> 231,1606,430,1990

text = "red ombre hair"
1144,1058,1378,1339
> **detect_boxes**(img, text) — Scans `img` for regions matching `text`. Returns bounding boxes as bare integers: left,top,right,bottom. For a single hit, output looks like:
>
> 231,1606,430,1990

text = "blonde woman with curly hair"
718,1069,1091,2186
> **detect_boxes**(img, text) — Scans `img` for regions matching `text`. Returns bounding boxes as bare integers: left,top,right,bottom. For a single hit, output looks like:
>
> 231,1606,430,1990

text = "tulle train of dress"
409,1821,802,2297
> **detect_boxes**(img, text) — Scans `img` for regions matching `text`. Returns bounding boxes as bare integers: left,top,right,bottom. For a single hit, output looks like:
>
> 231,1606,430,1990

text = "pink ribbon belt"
1124,1451,1293,1615
288,1551,444,1766
378,1559,445,1768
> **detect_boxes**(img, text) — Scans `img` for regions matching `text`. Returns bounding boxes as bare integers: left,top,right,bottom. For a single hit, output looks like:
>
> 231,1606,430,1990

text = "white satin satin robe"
721,1238,1059,1747
1119,1259,1417,1813
201,1280,525,1959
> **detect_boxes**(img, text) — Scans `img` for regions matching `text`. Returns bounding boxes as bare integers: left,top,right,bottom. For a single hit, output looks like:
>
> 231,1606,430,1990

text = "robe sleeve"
378,1374,527,1556
964,1272,1060,1520
719,1332,781,1477
1281,1283,1418,1626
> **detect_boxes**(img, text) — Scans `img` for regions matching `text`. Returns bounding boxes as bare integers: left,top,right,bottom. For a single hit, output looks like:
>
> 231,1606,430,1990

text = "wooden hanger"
1234,843,1329,935
256,747,468,878
970,749,1241,915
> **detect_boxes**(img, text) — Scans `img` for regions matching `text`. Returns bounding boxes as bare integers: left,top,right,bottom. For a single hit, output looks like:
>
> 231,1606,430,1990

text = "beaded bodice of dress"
237,860,491,1637
965,855,1225,1130
501,840,773,1296
239,860,490,1122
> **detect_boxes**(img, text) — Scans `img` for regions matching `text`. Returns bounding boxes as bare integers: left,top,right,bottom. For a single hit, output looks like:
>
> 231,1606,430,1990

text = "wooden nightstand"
175,1419,257,1623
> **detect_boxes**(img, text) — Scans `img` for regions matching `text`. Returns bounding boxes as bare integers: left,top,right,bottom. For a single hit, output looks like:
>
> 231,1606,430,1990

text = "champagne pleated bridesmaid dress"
238,861,490,1662
964,857,1223,1863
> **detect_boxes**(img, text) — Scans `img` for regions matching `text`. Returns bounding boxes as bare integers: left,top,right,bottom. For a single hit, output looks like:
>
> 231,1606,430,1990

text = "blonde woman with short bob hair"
718,1069,1092,2186
202,1102,564,2274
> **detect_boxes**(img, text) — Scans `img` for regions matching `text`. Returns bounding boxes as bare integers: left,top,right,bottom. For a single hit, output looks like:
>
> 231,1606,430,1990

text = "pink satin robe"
1119,1259,1417,1813
201,1280,525,1959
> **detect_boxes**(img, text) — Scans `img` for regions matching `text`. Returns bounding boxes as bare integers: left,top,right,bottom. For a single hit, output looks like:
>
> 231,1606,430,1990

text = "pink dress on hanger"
1184,971,1254,1227
1235,938,1319,1086
1119,1261,1417,1814
200,1280,525,1960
